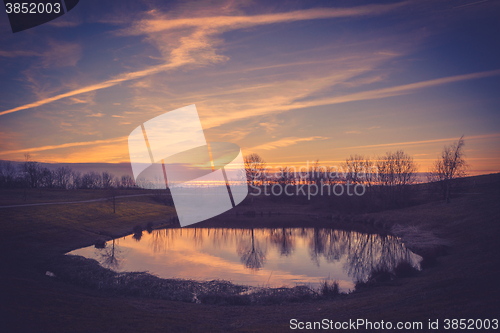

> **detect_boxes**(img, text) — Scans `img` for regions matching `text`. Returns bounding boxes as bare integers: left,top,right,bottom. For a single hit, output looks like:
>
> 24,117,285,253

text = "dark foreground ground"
0,175,499,332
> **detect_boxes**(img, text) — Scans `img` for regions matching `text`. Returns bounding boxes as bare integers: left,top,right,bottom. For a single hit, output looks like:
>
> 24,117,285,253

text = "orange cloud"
251,136,328,151
124,3,408,35
41,40,82,68
0,137,127,157
0,2,408,117
199,69,500,129
337,133,500,150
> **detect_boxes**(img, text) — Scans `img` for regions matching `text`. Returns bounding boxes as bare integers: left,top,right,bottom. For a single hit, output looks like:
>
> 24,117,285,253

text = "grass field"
0,174,499,332
0,188,157,206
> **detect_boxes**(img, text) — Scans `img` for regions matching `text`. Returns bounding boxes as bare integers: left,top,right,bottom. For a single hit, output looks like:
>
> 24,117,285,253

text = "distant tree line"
0,155,137,190
244,136,468,208
0,137,468,207
244,150,417,208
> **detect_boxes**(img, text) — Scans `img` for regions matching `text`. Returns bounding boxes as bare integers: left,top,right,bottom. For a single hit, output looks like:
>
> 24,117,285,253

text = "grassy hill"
0,174,498,332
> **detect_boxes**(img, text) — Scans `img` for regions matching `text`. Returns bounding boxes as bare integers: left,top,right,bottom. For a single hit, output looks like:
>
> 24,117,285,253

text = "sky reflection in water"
68,228,421,292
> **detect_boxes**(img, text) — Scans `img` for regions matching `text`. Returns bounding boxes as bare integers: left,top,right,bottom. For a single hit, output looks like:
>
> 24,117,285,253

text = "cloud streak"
201,69,500,128
250,136,328,151
124,3,408,35
337,133,500,150
0,2,407,117
0,137,127,156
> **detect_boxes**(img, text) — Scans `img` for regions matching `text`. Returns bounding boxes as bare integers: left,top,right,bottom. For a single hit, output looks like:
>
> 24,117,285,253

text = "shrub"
420,254,438,269
354,279,368,290
94,239,106,249
369,266,394,283
146,222,154,234
393,260,419,278
320,280,340,298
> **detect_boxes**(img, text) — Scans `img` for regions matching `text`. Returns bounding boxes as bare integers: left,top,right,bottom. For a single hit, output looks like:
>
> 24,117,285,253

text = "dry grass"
391,224,450,253
1,174,499,332
320,279,340,298
47,255,342,306
0,188,154,206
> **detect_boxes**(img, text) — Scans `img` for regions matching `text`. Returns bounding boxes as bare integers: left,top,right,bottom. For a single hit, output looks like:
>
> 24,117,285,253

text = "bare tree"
40,168,55,188
121,175,135,188
343,155,365,184
81,171,102,189
107,186,117,213
237,229,266,270
54,166,72,189
269,228,295,256
309,160,328,185
20,154,43,188
377,150,418,206
428,136,468,203
71,171,82,189
101,171,114,189
244,153,266,186
276,166,295,186
0,160,17,188
99,239,121,269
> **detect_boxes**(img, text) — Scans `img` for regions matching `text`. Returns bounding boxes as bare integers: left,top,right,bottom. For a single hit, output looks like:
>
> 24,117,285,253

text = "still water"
68,228,421,292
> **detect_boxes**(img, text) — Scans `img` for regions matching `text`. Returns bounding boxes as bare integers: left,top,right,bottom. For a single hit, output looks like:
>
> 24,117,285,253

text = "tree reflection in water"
130,227,419,281
97,239,122,270
237,229,267,270
269,228,295,256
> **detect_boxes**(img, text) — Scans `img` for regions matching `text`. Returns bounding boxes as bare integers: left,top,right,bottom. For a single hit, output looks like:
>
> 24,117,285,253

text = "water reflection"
237,229,267,270
98,239,121,270
69,228,420,291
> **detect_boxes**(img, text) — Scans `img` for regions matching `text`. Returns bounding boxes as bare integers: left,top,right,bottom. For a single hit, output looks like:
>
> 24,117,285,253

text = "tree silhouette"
376,150,418,206
237,229,266,270
428,136,468,203
244,154,266,186
98,239,121,270
269,228,295,256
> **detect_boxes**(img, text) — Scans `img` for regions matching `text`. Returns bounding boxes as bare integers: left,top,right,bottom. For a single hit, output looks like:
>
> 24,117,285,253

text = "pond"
68,228,421,292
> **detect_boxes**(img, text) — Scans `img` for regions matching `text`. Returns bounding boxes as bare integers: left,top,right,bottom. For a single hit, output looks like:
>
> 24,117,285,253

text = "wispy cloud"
0,137,127,156
0,41,81,67
251,136,328,151
41,40,82,68
47,17,82,28
0,132,22,152
200,69,500,129
123,3,408,35
85,112,105,118
337,133,500,150
0,62,181,117
453,0,489,9
0,50,41,58
0,2,407,117
259,122,281,133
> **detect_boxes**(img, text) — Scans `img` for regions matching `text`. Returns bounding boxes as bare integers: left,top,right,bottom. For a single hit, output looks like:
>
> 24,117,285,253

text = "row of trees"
244,150,417,207
245,151,417,186
0,155,137,190
244,136,468,205
0,137,468,204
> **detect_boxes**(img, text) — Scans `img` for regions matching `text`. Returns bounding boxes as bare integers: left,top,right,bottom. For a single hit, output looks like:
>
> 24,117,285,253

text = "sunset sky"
0,0,499,174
